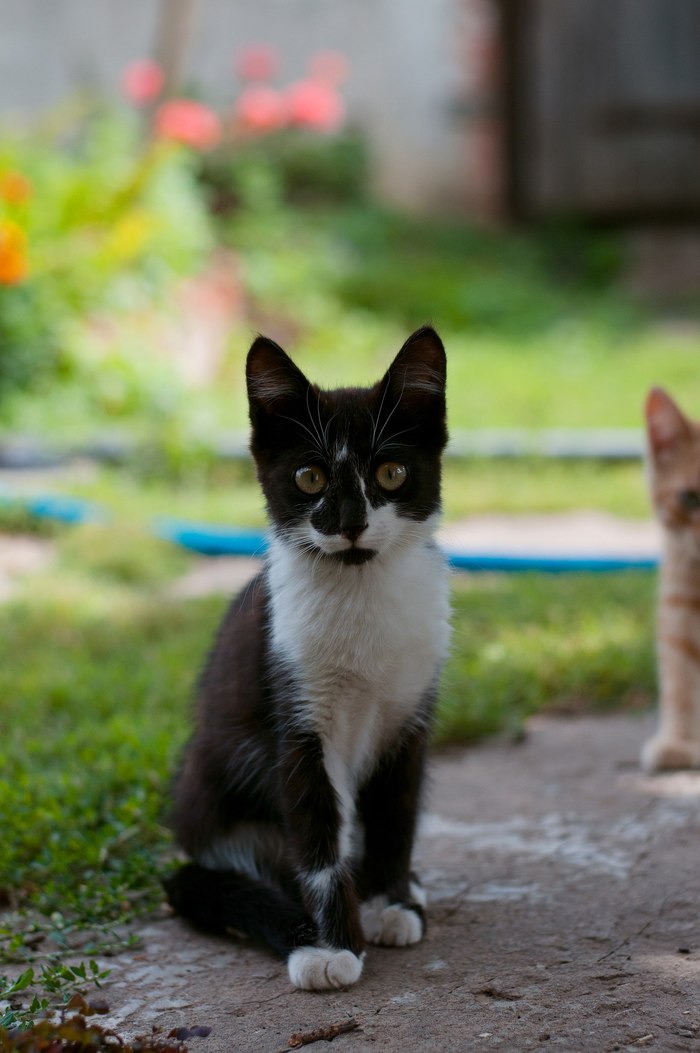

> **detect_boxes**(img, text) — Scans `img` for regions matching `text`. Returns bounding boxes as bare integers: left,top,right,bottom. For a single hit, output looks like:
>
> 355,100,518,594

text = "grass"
0,516,657,975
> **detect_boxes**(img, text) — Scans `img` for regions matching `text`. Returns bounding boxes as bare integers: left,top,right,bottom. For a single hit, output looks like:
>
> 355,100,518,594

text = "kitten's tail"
163,863,316,958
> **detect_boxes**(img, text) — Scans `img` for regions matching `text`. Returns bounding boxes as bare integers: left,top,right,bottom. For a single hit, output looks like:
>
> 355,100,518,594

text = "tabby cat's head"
646,387,700,541
246,327,447,564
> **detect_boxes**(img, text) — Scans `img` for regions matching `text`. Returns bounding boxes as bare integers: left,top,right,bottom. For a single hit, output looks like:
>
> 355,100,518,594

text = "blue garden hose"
0,490,658,573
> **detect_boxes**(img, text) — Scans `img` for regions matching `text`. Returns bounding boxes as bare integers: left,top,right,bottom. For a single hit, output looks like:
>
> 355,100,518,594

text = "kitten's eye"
375,461,408,491
679,489,700,512
294,466,327,495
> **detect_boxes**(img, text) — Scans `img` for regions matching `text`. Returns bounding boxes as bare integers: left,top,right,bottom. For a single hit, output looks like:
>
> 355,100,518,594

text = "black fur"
165,327,448,974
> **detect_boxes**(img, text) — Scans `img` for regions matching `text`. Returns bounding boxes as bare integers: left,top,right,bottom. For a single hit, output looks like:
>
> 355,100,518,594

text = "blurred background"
1,0,699,492
2,0,700,990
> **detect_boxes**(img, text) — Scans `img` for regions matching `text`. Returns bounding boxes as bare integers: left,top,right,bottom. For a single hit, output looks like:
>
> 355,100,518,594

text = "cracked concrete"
94,714,700,1053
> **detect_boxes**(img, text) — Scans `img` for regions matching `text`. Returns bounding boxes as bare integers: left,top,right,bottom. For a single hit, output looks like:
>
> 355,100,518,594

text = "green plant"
0,960,109,1031
0,107,213,400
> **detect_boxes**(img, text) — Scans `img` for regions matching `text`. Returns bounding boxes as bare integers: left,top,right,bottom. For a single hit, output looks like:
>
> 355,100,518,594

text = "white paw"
360,897,423,947
360,895,387,942
641,735,700,772
287,947,364,991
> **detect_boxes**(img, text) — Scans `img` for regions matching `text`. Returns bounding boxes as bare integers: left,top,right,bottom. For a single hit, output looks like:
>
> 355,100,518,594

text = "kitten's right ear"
645,387,691,456
246,336,310,413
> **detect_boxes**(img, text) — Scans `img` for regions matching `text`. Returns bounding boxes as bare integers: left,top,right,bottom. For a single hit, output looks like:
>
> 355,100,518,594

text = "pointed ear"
246,336,310,414
382,326,446,407
645,387,691,457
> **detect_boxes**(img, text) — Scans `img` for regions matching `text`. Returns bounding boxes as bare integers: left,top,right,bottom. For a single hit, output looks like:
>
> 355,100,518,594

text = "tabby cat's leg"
279,730,365,990
357,723,429,947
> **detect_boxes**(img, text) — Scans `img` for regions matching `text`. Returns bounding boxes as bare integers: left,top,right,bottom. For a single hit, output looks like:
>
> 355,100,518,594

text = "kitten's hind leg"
163,863,316,958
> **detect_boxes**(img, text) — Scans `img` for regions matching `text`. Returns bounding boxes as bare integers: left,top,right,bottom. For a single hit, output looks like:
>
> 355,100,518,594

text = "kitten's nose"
340,521,368,543
339,500,368,542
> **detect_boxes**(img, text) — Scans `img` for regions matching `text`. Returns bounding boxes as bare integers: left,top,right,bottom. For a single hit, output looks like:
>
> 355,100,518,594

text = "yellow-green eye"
294,466,327,495
375,461,407,491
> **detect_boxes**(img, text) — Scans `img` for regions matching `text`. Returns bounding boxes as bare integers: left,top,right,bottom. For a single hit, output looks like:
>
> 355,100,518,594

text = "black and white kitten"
164,326,450,991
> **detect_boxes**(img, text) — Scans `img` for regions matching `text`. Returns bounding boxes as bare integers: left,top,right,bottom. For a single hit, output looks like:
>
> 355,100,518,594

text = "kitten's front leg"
642,620,700,771
279,730,365,990
357,724,429,948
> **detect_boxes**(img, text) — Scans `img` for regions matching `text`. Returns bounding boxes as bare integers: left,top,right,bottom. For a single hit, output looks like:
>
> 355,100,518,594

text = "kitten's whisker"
322,410,339,450
372,369,393,448
376,425,419,455
374,374,407,450
305,387,326,453
279,413,323,454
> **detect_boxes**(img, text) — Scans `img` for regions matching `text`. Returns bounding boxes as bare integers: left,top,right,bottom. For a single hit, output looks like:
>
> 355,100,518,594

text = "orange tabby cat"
642,387,700,771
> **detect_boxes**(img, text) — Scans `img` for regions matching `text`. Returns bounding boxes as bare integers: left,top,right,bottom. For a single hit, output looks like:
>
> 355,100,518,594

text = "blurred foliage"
200,129,369,214
0,106,213,399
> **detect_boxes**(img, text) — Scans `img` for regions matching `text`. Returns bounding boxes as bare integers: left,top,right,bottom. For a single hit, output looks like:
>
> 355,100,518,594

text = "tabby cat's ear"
382,326,446,410
646,387,691,457
246,336,310,414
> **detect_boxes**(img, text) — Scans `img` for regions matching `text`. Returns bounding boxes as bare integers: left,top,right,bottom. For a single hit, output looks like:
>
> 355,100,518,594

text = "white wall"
0,0,469,210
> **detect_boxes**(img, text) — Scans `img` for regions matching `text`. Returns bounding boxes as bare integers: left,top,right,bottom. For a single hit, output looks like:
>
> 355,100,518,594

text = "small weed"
0,959,109,1031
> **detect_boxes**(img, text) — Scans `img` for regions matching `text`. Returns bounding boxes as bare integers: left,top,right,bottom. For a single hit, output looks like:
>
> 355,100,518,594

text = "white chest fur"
267,529,451,780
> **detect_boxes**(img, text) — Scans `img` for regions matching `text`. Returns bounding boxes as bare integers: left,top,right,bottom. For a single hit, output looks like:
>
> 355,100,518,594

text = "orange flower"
0,219,29,284
0,170,32,204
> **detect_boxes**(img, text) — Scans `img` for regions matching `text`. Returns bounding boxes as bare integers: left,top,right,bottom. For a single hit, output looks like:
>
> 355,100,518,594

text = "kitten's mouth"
331,547,377,565
306,541,377,565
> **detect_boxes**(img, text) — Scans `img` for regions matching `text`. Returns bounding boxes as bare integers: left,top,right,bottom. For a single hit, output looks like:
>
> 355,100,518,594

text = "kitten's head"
246,326,447,565
646,387,700,544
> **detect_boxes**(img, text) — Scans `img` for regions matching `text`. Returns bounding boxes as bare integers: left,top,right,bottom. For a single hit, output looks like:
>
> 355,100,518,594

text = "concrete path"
96,714,700,1053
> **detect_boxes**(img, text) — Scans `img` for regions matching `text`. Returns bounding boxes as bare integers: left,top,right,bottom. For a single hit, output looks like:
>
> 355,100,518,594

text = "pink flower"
308,50,350,86
284,78,345,133
235,85,286,132
122,59,164,106
235,44,280,82
155,99,222,150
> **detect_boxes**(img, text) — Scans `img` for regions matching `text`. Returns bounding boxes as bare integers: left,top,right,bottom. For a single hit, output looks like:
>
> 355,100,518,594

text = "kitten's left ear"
382,326,446,410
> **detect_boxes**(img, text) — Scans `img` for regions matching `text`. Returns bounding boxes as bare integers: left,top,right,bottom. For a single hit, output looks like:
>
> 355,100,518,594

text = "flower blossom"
155,99,222,150
285,78,345,133
0,171,32,204
235,44,280,82
0,219,29,284
235,85,286,132
122,59,164,106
